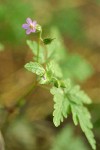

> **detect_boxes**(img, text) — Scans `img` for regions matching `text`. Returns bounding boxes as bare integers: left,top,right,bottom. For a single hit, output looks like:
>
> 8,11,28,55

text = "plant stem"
37,32,41,62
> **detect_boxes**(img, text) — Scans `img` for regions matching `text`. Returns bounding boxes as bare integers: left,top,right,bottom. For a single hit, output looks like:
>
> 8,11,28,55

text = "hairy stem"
37,31,42,62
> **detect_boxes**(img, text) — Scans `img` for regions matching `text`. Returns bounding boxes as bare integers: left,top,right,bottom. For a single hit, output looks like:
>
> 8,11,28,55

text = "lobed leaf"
24,61,45,76
51,82,96,149
71,104,96,150
50,87,70,127
68,85,92,105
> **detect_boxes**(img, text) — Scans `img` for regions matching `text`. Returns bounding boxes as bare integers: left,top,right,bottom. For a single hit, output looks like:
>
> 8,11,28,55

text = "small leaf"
24,61,45,76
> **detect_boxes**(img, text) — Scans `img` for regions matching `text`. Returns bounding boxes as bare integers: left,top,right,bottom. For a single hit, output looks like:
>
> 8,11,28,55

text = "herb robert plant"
22,18,96,150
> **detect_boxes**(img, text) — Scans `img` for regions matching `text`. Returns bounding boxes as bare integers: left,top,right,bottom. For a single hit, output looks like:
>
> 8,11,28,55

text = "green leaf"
51,79,96,149
24,62,45,76
71,105,96,150
50,87,70,127
49,29,93,82
67,85,92,105
39,61,63,86
63,79,91,105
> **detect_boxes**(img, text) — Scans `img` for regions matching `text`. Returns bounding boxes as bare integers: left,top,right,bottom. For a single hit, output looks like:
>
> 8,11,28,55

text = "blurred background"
0,0,100,149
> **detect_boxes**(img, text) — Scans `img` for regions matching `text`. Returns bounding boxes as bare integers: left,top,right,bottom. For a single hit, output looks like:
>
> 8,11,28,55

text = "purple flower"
22,18,37,35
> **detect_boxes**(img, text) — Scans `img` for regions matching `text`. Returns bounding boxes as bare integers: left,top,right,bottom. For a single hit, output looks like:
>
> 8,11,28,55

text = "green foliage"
71,105,96,150
50,86,69,126
51,124,89,150
27,29,93,82
27,38,66,65
50,79,96,149
24,62,45,76
50,79,91,127
24,60,62,86
25,27,96,149
50,28,94,82
24,57,96,149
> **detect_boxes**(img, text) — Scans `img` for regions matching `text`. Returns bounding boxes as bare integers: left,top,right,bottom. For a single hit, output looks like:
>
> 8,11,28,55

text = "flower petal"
22,24,29,29
26,28,31,34
31,28,36,33
32,21,37,26
26,18,32,24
